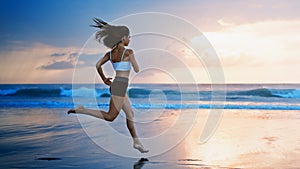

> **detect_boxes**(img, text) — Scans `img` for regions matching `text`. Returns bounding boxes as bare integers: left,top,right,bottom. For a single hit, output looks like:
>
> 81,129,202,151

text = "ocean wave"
127,87,300,99
127,88,183,99
2,88,62,97
128,88,151,98
230,88,300,98
0,87,110,98
60,87,108,98
1,86,300,99
0,89,18,95
269,89,300,98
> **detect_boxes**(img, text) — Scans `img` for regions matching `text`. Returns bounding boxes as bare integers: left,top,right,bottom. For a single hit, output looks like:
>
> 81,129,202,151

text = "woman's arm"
96,53,112,85
128,49,139,73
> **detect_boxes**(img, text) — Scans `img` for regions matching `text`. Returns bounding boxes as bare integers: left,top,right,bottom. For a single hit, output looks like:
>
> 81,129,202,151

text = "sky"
0,0,299,84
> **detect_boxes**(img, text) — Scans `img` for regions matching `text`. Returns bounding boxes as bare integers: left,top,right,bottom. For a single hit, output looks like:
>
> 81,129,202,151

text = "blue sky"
0,0,148,48
0,0,300,83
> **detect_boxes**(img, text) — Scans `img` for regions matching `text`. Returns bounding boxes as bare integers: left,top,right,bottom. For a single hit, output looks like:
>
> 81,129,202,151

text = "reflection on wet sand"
179,110,300,168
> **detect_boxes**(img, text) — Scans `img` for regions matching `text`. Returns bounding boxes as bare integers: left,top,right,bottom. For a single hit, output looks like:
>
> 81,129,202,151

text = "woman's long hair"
91,18,130,48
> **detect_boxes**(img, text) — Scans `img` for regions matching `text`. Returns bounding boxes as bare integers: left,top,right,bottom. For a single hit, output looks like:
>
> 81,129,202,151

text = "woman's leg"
122,95,149,153
68,95,124,122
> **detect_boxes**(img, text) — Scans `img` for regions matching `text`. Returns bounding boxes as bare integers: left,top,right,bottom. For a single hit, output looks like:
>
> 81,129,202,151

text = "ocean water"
0,83,300,110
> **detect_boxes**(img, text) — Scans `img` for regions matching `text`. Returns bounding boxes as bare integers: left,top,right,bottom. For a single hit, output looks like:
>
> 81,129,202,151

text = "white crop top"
110,48,131,71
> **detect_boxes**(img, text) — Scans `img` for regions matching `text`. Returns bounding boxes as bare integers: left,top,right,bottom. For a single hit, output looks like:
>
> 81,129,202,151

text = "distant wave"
1,88,62,97
230,88,300,98
0,89,17,95
1,87,300,99
0,87,110,98
0,87,183,99
60,87,108,98
269,89,300,98
128,88,151,98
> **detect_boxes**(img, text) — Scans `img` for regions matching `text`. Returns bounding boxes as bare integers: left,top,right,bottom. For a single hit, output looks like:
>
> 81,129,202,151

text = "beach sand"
0,108,299,168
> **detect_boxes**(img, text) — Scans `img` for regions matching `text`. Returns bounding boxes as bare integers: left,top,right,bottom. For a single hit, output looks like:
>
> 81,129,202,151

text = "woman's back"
110,48,132,72
110,47,139,77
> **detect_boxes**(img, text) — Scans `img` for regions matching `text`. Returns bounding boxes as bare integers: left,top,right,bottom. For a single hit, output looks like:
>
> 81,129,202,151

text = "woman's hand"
103,78,112,86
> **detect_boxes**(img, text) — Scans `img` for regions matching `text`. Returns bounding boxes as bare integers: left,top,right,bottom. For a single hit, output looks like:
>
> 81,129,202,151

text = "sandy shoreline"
0,108,299,168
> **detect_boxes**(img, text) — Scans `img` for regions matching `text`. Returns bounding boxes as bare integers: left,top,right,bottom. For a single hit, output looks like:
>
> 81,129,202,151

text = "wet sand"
0,108,299,168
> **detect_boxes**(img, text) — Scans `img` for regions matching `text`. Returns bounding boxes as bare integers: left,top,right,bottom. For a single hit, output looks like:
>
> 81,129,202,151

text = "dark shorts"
109,76,129,97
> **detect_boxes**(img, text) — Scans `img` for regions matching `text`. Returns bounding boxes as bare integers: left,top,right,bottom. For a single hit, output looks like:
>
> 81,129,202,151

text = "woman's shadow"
133,158,149,169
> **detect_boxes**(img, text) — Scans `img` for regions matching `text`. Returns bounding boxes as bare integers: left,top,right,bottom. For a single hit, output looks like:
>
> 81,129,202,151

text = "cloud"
204,19,300,62
0,41,103,83
220,53,264,67
157,0,300,32
69,52,79,58
40,51,103,70
39,61,74,70
217,19,236,27
50,53,66,57
40,52,80,70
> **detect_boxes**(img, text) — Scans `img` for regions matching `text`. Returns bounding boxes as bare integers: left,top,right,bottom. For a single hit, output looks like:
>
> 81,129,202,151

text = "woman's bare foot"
67,105,84,114
133,143,149,153
133,138,149,153
133,144,149,153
